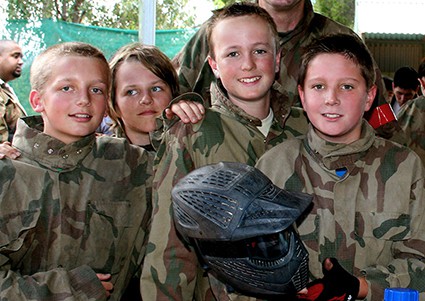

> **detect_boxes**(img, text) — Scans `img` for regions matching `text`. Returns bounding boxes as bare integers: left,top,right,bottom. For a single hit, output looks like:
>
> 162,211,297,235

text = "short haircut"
418,57,425,78
393,66,419,90
108,43,179,130
383,76,393,91
206,2,279,59
298,33,376,90
30,42,110,93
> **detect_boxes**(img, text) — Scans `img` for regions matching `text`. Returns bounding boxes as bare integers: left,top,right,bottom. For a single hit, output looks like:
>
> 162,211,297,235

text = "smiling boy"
140,2,309,301
0,42,153,300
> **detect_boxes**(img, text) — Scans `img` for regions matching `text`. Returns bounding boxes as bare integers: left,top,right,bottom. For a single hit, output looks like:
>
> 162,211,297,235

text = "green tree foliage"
4,0,197,29
314,0,355,29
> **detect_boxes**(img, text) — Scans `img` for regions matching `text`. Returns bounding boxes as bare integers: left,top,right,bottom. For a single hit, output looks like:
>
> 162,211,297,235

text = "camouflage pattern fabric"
0,83,26,142
140,82,309,301
395,95,425,166
173,0,386,110
0,116,153,300
255,121,425,301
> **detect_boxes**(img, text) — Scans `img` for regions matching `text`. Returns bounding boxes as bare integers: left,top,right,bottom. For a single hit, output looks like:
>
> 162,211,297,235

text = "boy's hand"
0,141,21,159
297,258,360,301
96,273,113,297
165,100,205,123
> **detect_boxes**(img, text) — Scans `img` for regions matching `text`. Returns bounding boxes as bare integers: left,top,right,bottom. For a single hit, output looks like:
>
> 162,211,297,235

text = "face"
114,60,172,143
30,56,109,144
393,85,417,106
208,15,279,108
258,0,304,11
299,53,376,144
0,41,24,82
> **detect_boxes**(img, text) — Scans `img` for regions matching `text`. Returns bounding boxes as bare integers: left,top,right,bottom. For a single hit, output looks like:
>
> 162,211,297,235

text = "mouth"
70,113,92,119
138,110,158,116
239,76,261,84
322,113,341,118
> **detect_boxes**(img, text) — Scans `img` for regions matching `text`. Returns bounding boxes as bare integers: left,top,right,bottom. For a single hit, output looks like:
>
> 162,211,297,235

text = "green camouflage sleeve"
395,96,425,165
172,23,215,104
0,93,9,142
141,121,201,301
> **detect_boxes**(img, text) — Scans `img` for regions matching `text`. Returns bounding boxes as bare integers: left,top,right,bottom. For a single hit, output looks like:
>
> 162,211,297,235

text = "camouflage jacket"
173,0,386,110
255,120,425,301
140,82,309,301
395,95,425,166
0,82,26,142
0,116,153,301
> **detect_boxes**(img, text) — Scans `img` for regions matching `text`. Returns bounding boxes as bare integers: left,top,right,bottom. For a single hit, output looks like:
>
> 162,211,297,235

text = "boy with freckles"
256,34,425,301
140,2,309,301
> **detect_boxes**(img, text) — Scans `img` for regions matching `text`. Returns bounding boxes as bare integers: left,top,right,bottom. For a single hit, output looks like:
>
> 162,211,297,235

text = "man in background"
390,66,419,115
0,39,27,142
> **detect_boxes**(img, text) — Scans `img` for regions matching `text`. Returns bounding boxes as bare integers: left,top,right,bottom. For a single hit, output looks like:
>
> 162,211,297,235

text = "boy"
0,42,153,300
256,34,425,301
140,2,309,301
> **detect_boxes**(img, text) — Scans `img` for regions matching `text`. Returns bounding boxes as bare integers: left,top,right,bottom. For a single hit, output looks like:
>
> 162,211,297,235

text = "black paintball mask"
172,162,313,298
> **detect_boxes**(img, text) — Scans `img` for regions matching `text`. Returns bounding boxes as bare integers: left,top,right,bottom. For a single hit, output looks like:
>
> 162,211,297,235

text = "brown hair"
108,43,179,130
298,34,376,90
206,2,279,59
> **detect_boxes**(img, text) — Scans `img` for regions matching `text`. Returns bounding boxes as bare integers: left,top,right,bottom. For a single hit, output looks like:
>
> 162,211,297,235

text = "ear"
298,85,306,108
364,85,377,112
275,49,281,74
29,90,44,113
208,55,220,79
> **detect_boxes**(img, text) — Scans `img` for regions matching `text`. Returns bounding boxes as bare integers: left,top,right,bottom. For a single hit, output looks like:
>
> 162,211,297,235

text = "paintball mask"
172,162,313,298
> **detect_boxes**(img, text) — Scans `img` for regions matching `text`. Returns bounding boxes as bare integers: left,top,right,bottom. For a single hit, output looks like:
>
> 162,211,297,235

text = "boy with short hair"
256,34,425,301
140,2,309,300
0,42,153,300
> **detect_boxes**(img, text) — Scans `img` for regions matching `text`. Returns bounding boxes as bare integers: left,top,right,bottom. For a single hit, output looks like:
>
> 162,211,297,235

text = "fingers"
0,141,21,160
169,100,205,123
96,273,113,297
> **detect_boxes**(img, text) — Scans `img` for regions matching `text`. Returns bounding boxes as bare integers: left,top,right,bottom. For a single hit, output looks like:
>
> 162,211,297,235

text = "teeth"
239,77,260,83
324,113,340,118
74,114,90,118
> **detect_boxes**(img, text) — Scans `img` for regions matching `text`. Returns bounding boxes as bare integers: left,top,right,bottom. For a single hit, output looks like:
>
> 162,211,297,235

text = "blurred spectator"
390,66,419,114
0,39,27,142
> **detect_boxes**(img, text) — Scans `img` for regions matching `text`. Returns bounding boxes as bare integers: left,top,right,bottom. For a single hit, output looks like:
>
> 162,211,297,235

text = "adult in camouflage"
256,34,425,301
0,39,27,142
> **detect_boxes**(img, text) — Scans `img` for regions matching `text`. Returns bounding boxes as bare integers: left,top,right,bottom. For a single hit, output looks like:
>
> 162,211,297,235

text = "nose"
76,90,91,106
139,93,153,105
18,57,24,65
324,88,340,105
241,54,255,71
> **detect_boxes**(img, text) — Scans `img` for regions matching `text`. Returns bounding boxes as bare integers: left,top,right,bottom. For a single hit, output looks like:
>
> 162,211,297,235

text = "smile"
239,76,261,83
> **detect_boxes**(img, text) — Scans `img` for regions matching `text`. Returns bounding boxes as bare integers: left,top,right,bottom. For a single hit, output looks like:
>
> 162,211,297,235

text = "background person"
0,39,27,142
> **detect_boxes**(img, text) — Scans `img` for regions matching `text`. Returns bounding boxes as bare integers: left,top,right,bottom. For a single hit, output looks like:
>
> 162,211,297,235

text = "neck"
125,130,151,147
229,95,271,120
258,0,306,33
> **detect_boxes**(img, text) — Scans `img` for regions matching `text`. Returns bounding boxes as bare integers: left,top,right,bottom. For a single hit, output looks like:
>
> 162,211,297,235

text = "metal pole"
139,0,156,45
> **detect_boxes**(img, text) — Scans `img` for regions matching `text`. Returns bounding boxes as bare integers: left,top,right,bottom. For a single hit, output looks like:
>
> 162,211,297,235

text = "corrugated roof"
363,33,425,40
